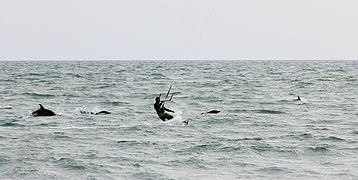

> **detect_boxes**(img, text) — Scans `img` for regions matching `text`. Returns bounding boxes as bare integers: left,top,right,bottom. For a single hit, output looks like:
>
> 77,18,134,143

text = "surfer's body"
154,86,176,121
154,96,174,121
153,85,190,125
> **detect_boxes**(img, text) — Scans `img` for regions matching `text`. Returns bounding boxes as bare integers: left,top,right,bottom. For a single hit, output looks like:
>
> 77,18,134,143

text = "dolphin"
80,110,111,115
94,111,111,115
201,110,221,115
31,104,56,117
294,96,301,101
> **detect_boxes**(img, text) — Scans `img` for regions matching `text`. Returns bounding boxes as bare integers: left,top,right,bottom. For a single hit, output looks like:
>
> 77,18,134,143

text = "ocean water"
0,60,357,179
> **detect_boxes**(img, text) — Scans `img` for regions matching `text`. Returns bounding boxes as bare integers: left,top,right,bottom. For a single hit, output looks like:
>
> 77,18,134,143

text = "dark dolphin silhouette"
31,104,56,117
94,111,111,115
80,110,111,115
201,110,221,115
294,96,301,101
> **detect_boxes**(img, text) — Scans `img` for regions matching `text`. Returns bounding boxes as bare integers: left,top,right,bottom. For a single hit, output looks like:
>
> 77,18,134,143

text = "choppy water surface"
0,60,357,179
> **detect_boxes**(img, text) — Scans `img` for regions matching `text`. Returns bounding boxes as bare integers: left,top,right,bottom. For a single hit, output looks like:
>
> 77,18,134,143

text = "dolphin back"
95,111,111,115
207,110,220,114
31,105,56,117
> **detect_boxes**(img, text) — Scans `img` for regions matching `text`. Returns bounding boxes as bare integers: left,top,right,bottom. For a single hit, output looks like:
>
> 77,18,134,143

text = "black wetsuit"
154,101,174,121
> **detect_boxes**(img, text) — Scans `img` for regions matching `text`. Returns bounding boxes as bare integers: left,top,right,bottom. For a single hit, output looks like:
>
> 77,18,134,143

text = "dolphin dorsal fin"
39,104,44,109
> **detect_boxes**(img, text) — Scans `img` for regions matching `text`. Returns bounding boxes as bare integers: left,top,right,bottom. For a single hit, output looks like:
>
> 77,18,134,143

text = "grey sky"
1,0,357,60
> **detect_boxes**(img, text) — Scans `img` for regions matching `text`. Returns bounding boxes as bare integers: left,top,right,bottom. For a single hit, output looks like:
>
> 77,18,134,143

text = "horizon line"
1,59,358,62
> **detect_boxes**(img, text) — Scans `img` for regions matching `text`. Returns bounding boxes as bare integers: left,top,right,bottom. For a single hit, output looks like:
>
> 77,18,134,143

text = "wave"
187,143,222,152
65,73,83,78
229,109,249,113
116,140,158,146
0,120,24,127
108,101,130,106
33,122,58,127
321,136,345,142
307,145,330,152
56,157,87,170
229,137,263,141
116,140,137,144
345,76,357,82
277,99,290,103
242,137,263,141
299,133,313,139
94,84,116,89
254,109,285,114
53,133,72,139
250,143,274,152
228,109,286,114
0,79,16,83
0,122,23,127
0,106,12,109
317,78,333,82
22,92,56,97
257,166,292,173
220,146,241,152
28,72,44,76
0,156,10,164
228,109,285,114
251,143,298,155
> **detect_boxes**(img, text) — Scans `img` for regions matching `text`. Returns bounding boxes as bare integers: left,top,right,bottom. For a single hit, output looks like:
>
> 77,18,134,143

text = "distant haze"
1,0,357,60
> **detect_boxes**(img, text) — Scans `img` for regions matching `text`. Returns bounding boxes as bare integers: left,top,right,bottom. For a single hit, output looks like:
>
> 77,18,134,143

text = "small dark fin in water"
95,111,111,115
39,104,45,109
294,96,301,101
201,110,220,115
80,110,91,114
182,120,189,126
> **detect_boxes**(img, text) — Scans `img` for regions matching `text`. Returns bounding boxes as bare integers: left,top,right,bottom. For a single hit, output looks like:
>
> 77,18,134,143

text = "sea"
0,60,357,179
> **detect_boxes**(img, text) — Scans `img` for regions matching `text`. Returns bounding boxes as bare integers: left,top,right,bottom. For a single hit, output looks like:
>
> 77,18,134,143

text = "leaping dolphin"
31,104,56,117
